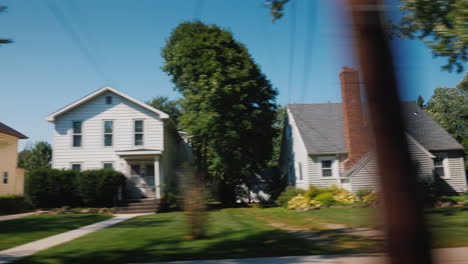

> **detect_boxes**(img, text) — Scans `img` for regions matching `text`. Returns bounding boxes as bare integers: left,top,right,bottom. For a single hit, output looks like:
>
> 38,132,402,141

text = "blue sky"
1,0,466,149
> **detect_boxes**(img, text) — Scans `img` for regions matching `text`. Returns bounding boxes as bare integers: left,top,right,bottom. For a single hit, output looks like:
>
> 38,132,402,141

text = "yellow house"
0,122,28,196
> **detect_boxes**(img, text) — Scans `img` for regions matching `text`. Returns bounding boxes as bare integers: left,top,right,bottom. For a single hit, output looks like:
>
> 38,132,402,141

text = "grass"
0,214,112,251
426,207,468,248
14,209,381,264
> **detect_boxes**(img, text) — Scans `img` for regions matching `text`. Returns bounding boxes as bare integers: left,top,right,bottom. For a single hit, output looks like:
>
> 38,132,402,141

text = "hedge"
0,195,33,214
25,168,126,208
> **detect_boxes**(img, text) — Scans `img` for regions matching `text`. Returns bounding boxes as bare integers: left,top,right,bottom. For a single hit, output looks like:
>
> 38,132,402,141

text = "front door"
129,163,155,198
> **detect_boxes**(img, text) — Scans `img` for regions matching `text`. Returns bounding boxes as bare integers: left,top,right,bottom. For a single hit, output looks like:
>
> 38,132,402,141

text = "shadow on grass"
13,226,382,264
425,206,468,216
0,214,110,235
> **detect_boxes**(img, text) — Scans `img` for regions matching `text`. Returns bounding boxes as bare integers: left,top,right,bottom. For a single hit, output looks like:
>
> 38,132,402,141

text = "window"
3,172,8,184
71,164,81,171
72,121,82,147
298,162,303,181
321,160,333,177
103,163,113,169
104,120,113,146
130,165,140,176
134,120,144,146
434,153,449,179
106,96,113,104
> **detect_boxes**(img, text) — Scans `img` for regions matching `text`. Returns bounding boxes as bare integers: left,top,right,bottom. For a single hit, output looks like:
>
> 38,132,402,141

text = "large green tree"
425,73,467,146
162,21,278,204
146,96,182,125
23,141,52,171
265,0,468,72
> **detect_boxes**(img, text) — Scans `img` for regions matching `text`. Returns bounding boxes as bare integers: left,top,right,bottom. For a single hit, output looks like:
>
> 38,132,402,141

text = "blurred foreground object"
347,0,432,264
181,163,207,239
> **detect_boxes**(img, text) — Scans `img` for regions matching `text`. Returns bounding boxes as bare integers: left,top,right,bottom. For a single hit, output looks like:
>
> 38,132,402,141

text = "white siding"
435,150,467,194
308,155,341,188
52,91,164,171
280,109,309,190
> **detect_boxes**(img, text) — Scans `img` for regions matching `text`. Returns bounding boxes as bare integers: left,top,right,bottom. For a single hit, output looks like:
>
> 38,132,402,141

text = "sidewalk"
0,212,37,222
133,247,468,264
0,213,148,264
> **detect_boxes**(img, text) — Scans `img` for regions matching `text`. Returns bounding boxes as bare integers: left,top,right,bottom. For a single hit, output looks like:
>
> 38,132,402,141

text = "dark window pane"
73,135,82,147
146,165,154,176
434,158,443,167
104,121,113,133
322,160,332,168
135,134,143,145
3,172,8,184
73,122,82,134
106,96,112,104
103,163,113,169
131,165,140,175
322,168,332,177
72,164,81,171
104,135,113,146
135,120,143,133
434,167,445,177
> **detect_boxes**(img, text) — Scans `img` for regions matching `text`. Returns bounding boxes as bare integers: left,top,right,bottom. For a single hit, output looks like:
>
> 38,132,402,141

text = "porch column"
154,156,161,199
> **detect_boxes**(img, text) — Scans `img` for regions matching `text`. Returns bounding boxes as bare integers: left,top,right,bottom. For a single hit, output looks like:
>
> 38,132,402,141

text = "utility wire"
287,0,297,104
300,0,318,102
45,0,111,85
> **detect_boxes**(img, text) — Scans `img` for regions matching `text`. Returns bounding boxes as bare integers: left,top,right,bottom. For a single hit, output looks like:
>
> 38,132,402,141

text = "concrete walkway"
0,212,37,222
0,213,148,264
134,247,468,264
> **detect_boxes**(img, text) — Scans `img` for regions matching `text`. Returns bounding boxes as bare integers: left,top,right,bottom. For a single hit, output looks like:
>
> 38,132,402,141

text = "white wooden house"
279,68,467,194
46,86,191,199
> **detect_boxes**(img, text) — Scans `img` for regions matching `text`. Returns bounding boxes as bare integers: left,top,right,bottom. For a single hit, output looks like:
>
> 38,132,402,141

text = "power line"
300,0,318,102
287,0,297,104
45,0,111,85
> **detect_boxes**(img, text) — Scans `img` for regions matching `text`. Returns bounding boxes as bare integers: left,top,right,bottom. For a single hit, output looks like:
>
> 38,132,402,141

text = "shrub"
287,194,323,210
333,191,359,204
25,168,80,208
304,186,322,200
78,169,126,207
0,195,33,214
362,191,379,206
356,188,372,199
276,186,305,207
314,192,335,206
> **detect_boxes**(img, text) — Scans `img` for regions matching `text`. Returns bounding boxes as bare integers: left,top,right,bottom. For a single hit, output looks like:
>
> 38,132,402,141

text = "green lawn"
0,214,112,251
14,209,380,264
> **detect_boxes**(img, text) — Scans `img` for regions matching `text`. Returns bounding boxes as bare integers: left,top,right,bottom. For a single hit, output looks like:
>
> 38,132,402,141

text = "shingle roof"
288,102,462,154
0,122,28,139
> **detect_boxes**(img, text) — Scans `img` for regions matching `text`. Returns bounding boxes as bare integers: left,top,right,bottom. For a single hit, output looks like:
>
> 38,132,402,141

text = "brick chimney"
340,67,370,171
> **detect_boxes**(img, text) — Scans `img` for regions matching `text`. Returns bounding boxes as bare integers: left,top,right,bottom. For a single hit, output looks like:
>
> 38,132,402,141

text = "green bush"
25,168,125,208
304,186,322,200
356,188,372,199
25,168,80,208
78,169,126,207
0,195,33,214
275,186,305,207
314,192,335,206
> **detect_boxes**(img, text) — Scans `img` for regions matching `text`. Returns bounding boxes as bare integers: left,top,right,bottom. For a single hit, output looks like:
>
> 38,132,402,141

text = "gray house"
279,68,467,194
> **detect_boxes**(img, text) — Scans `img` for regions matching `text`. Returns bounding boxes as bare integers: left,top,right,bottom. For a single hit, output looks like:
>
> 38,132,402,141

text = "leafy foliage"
264,0,290,21
275,186,304,207
162,21,278,204
425,82,467,144
23,141,52,171
362,191,380,206
0,6,12,45
313,192,335,206
0,195,32,214
25,168,125,208
146,96,181,125
286,194,322,209
397,0,468,72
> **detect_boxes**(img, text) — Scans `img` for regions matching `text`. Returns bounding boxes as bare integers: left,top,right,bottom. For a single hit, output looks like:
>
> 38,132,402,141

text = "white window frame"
433,152,450,179
133,119,144,146
103,120,114,147
297,162,303,181
102,162,114,169
3,172,8,184
72,121,83,148
317,156,339,178
71,163,82,171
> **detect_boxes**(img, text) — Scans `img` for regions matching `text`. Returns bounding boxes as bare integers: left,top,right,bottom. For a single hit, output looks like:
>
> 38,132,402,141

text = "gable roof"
45,86,170,122
288,101,462,154
0,122,28,139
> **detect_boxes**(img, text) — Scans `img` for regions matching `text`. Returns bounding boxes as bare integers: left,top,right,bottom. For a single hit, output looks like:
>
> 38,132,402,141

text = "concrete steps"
115,198,159,214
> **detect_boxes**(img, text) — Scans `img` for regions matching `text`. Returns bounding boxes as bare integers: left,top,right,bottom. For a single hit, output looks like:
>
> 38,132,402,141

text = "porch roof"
115,149,162,156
